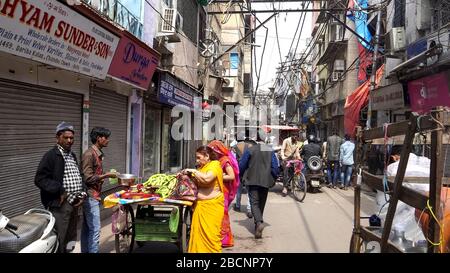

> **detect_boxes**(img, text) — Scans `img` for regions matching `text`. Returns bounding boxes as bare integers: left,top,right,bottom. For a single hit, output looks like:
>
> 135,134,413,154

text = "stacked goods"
143,174,177,198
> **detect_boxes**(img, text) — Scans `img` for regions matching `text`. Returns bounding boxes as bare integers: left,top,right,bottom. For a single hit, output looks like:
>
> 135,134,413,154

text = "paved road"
224,183,377,253
74,183,377,253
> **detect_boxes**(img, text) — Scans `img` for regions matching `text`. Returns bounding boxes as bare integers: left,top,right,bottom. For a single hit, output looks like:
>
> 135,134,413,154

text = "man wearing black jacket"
239,141,279,239
35,122,86,253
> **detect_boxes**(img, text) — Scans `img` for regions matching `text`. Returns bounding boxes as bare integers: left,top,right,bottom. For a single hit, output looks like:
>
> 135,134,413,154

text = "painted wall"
172,35,199,87
130,91,143,176
143,0,159,48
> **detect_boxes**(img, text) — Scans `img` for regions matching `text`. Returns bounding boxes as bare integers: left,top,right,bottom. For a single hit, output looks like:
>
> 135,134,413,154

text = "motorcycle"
0,209,58,253
305,156,326,193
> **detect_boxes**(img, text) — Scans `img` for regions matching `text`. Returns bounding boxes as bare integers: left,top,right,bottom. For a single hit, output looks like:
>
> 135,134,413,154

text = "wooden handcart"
350,108,450,253
104,193,193,253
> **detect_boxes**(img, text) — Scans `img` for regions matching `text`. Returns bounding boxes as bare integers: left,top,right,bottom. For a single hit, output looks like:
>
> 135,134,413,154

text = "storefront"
103,31,160,183
0,78,83,216
0,0,124,216
143,71,201,179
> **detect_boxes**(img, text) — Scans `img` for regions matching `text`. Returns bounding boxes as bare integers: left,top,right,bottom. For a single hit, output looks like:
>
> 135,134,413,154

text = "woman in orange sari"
208,140,240,248
183,146,224,253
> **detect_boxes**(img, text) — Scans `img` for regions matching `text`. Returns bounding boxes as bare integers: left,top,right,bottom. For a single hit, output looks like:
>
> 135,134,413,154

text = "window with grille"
177,0,198,43
431,0,450,31
443,0,450,25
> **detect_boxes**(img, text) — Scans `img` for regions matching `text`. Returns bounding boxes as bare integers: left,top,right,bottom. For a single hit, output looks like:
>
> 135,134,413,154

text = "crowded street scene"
1,0,450,260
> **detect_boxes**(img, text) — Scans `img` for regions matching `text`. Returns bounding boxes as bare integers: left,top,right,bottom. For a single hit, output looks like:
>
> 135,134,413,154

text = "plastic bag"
170,174,198,201
376,153,430,244
111,206,127,234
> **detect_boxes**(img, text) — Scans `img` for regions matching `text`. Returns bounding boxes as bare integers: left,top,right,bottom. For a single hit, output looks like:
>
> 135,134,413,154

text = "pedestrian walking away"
339,134,355,190
34,121,87,253
239,141,279,239
232,138,256,218
326,129,343,188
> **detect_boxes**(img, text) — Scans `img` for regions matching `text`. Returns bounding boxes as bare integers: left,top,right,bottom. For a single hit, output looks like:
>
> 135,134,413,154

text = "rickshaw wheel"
181,207,192,253
115,205,135,253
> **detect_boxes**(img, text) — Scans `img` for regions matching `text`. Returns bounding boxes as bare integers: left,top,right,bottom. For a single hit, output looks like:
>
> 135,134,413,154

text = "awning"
261,125,300,133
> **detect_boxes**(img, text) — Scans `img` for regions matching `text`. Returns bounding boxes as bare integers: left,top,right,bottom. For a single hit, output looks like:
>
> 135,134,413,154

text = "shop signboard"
407,71,450,114
158,72,197,109
108,33,159,90
370,83,405,111
0,0,119,79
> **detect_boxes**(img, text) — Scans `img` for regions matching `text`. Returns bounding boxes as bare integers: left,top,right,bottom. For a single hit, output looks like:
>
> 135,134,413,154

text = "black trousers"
49,200,79,253
248,185,269,225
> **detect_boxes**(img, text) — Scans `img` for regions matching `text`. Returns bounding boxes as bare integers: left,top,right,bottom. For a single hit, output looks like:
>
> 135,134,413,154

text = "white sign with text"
0,0,119,79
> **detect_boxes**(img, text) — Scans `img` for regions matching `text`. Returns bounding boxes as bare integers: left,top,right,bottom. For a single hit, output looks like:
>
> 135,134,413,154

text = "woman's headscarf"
207,140,240,201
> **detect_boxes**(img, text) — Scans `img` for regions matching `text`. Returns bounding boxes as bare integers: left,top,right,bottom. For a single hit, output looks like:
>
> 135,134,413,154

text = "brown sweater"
81,145,104,200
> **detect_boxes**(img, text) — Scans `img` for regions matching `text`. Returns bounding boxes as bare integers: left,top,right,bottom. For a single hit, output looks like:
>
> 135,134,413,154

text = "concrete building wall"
171,36,199,87
143,0,159,48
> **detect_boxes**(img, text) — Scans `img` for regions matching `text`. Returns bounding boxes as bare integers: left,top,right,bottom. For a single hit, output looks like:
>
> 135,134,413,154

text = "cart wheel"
181,207,192,253
115,205,135,253
349,232,365,253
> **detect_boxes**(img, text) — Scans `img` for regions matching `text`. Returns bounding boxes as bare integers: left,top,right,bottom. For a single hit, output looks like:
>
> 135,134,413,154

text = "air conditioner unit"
331,71,342,82
331,25,343,41
161,8,182,33
222,77,236,91
66,0,81,6
386,27,406,53
334,59,345,71
89,0,101,10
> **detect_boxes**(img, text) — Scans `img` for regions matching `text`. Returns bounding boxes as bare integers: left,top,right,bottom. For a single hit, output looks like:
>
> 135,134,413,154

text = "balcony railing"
82,0,143,39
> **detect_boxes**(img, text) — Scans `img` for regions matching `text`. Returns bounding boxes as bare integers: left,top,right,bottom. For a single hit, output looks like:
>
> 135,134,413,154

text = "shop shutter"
89,88,128,192
0,79,82,217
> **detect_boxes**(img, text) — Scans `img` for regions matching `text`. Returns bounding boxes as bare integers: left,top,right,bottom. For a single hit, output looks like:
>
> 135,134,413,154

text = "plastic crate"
134,206,179,242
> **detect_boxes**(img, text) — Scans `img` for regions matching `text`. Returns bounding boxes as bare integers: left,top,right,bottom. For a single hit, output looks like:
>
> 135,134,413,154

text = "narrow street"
2,0,449,257
225,183,377,253
78,183,377,253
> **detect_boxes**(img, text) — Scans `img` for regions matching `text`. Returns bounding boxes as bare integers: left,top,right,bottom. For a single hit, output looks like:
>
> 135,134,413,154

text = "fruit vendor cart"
104,193,193,253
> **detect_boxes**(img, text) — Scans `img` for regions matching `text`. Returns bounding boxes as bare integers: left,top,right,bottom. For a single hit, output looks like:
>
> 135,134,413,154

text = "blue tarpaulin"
347,0,373,50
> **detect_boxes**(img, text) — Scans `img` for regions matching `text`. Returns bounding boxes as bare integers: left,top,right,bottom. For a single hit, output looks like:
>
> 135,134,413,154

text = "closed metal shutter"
0,79,82,217
89,88,128,192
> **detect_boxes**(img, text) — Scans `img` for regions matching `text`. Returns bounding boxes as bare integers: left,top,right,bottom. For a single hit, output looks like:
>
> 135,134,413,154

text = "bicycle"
286,159,307,202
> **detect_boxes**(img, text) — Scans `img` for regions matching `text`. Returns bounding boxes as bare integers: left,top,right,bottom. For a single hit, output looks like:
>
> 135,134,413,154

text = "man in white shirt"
280,133,303,196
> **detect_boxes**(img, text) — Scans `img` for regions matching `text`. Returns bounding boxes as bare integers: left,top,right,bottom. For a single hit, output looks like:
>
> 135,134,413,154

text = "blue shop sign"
158,73,197,109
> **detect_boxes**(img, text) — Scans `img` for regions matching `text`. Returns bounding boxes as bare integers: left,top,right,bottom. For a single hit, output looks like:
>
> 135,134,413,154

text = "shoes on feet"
246,211,253,218
281,187,288,196
255,222,265,239
233,204,241,212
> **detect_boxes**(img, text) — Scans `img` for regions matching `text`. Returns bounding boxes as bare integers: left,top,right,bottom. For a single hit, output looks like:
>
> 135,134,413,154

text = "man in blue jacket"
239,141,279,239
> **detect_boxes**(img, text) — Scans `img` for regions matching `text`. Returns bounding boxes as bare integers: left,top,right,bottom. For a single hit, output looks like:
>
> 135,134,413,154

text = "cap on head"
56,121,74,134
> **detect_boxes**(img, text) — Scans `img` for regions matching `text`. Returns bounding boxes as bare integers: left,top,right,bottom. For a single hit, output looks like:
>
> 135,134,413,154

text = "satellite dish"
199,39,216,58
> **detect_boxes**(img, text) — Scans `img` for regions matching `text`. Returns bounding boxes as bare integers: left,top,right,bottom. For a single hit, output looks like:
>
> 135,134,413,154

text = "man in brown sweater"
80,127,117,253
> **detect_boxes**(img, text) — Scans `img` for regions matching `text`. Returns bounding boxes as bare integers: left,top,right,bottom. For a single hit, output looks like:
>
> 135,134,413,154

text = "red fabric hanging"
357,43,373,83
344,64,385,137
